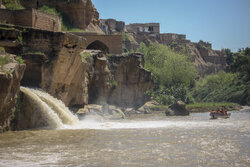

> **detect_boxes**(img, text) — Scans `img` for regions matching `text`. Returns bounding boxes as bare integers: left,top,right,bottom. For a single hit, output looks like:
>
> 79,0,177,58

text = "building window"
148,26,154,32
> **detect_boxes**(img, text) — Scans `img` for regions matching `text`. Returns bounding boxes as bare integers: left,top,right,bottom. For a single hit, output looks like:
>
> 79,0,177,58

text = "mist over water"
1,88,249,167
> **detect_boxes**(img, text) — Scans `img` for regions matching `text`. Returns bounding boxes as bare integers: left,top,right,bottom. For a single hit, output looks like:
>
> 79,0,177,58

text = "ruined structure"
0,8,61,31
160,33,190,45
100,20,228,76
100,19,125,35
72,32,122,54
126,23,160,35
20,0,101,31
0,24,152,108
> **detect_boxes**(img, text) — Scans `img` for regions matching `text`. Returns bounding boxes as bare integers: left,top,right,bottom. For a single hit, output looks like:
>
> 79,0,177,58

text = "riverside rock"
77,104,125,119
165,101,189,116
138,101,160,114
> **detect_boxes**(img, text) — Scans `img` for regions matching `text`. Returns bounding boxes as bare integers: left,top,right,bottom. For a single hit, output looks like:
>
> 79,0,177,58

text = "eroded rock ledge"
0,25,154,109
0,53,25,132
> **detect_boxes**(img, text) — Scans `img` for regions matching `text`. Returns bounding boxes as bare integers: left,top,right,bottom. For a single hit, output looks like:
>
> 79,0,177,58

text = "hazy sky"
92,0,250,51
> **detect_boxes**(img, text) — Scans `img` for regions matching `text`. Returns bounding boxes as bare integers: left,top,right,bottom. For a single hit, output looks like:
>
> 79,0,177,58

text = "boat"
210,112,231,119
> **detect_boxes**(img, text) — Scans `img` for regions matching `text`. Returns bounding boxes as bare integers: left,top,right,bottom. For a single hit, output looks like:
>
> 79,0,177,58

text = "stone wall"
160,33,189,45
126,23,160,34
72,32,122,54
0,9,61,31
100,19,125,34
20,0,99,30
0,9,32,26
32,9,61,31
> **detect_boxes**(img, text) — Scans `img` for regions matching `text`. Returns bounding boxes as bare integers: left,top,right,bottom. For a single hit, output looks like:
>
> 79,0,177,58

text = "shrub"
80,52,91,63
0,55,10,69
192,71,249,105
138,42,197,87
38,5,84,32
16,56,24,64
121,32,135,42
138,43,197,105
2,0,24,10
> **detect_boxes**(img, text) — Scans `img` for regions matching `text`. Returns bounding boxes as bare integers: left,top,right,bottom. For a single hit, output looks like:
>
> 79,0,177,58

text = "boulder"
165,101,189,116
138,101,159,114
77,104,125,119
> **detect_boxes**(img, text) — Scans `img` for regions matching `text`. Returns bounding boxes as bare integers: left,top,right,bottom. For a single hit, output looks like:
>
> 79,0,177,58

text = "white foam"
68,115,234,130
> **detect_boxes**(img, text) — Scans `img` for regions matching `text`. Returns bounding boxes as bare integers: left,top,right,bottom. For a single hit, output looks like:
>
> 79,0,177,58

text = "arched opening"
86,40,109,53
36,1,39,8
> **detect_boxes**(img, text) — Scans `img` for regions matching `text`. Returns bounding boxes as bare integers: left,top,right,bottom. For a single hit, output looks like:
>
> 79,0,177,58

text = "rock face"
165,101,189,116
99,19,126,35
108,53,154,108
0,54,25,132
20,0,101,31
0,25,153,109
100,20,227,76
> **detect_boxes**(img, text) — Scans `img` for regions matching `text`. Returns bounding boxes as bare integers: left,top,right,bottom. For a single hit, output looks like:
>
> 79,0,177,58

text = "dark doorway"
36,1,39,8
86,40,109,53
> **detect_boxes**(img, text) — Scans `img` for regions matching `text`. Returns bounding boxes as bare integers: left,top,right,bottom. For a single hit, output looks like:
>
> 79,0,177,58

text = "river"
0,108,249,167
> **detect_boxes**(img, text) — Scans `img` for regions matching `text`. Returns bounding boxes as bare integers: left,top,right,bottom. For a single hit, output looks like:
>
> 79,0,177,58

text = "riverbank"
187,102,242,113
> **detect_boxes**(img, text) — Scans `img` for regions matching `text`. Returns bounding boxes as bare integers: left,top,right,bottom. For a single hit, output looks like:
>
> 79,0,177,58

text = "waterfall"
20,87,79,129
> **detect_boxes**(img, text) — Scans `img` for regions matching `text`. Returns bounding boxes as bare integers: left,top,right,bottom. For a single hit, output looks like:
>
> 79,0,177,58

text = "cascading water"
20,87,79,129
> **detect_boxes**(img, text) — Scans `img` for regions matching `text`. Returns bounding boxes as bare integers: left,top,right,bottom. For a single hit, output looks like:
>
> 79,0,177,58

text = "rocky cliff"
125,33,227,76
0,52,25,132
108,53,153,108
100,19,228,76
20,0,101,31
0,24,153,109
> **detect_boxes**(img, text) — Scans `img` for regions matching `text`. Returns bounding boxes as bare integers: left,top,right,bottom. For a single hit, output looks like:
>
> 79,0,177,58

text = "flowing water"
0,88,249,167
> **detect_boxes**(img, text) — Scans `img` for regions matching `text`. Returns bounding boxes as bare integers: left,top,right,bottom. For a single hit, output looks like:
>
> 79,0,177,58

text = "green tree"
137,43,197,104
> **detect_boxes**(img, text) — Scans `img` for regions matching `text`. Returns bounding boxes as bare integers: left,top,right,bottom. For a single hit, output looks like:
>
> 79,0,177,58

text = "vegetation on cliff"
137,43,197,105
38,5,84,32
192,47,250,105
2,0,24,10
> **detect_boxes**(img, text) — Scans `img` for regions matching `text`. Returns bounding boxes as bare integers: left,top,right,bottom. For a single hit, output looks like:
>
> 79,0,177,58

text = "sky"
92,0,250,52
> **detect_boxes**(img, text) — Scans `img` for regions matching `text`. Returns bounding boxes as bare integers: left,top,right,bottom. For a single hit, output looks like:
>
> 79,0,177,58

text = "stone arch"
86,40,109,53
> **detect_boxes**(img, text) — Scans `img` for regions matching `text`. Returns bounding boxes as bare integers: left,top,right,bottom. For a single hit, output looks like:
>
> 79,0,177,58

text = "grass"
109,77,118,89
2,0,25,10
80,52,91,63
38,5,85,32
0,26,17,31
150,105,169,110
0,55,10,69
187,102,241,113
121,32,135,42
64,28,85,32
15,56,24,64
0,47,5,52
17,36,23,44
25,51,45,56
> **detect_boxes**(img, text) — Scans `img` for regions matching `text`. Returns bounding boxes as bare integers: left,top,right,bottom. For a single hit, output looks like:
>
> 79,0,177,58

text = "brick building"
126,23,160,35
72,32,122,54
0,8,61,32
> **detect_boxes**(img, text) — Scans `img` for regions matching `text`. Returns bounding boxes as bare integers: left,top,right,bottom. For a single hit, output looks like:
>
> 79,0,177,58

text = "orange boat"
210,111,231,119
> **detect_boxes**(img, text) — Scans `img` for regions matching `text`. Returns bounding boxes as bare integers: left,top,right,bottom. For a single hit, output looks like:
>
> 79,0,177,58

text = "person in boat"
211,109,215,113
